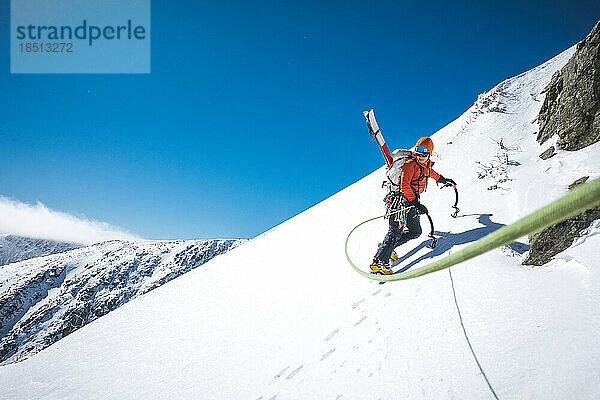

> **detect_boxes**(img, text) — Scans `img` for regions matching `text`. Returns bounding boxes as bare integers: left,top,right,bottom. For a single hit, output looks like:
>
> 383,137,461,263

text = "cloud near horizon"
0,196,140,245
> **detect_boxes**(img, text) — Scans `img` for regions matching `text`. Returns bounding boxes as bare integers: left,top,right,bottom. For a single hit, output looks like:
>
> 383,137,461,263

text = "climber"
370,137,456,275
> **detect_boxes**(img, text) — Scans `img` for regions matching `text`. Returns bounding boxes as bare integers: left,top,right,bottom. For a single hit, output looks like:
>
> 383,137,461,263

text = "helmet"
415,137,434,155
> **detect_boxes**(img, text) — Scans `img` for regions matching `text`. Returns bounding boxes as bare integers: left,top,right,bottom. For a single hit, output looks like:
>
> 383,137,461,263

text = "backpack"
385,149,412,190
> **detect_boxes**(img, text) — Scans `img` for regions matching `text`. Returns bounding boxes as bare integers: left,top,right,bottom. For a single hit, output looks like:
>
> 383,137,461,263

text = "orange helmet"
415,137,434,154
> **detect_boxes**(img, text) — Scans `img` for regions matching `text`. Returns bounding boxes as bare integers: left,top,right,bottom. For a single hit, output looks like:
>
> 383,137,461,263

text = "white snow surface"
2,45,599,399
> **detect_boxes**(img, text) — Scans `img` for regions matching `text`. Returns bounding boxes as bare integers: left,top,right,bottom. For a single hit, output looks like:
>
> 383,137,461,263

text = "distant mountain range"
0,235,81,266
0,237,246,365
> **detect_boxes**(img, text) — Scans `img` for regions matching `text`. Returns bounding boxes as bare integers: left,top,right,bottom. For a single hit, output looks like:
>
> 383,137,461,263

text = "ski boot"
370,258,393,275
377,243,399,264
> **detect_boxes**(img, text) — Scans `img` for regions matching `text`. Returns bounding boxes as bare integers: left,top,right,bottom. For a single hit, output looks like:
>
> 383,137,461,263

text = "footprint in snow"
320,348,335,361
372,289,382,296
325,328,339,341
273,366,289,380
354,316,367,326
286,365,303,380
352,299,365,309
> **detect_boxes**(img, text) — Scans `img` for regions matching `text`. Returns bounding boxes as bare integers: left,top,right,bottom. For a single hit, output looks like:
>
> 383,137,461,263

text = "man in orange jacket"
370,137,456,275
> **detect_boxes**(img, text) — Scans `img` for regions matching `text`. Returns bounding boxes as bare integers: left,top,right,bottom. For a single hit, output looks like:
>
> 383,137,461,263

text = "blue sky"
0,1,598,239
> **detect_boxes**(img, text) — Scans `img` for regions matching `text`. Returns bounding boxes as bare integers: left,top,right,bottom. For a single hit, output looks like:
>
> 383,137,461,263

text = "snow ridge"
0,235,81,266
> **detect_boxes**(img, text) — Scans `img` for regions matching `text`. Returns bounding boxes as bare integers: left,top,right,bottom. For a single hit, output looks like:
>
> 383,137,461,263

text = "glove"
409,200,428,215
438,175,457,186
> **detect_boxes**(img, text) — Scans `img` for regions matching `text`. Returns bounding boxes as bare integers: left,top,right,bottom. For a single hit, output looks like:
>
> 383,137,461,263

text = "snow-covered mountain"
0,238,245,365
0,235,81,266
1,45,599,399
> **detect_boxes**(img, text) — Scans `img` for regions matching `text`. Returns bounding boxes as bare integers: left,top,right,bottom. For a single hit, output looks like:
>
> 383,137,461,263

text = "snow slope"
1,45,599,399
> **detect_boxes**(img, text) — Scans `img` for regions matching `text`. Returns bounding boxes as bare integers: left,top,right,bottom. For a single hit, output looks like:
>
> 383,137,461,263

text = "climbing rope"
345,177,600,282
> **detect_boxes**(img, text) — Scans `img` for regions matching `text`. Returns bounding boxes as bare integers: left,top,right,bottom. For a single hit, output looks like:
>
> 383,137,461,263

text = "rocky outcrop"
0,235,80,266
539,146,556,160
523,177,600,266
537,20,600,150
526,22,600,265
0,238,246,365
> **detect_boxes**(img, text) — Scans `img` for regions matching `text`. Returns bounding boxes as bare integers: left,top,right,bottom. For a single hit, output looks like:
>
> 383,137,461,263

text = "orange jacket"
400,156,440,202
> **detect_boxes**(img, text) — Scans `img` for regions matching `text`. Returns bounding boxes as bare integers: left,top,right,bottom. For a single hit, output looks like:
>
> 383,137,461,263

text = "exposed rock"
523,177,600,265
537,20,600,150
539,146,556,160
569,176,589,190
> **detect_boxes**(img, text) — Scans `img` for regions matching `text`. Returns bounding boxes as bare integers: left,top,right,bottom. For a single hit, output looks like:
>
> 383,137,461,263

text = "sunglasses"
415,145,430,155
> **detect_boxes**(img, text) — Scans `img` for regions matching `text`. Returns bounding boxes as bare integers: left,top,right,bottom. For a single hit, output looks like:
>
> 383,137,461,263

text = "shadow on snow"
391,213,529,273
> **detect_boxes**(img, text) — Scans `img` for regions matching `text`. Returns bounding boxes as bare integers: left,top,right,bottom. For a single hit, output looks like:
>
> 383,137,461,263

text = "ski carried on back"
364,109,413,192
363,109,393,167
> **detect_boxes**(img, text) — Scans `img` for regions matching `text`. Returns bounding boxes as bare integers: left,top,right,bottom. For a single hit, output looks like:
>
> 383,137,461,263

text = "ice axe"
441,183,460,218
425,213,437,249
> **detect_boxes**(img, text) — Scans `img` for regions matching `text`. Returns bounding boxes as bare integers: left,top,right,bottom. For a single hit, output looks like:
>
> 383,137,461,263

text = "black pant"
374,206,422,262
